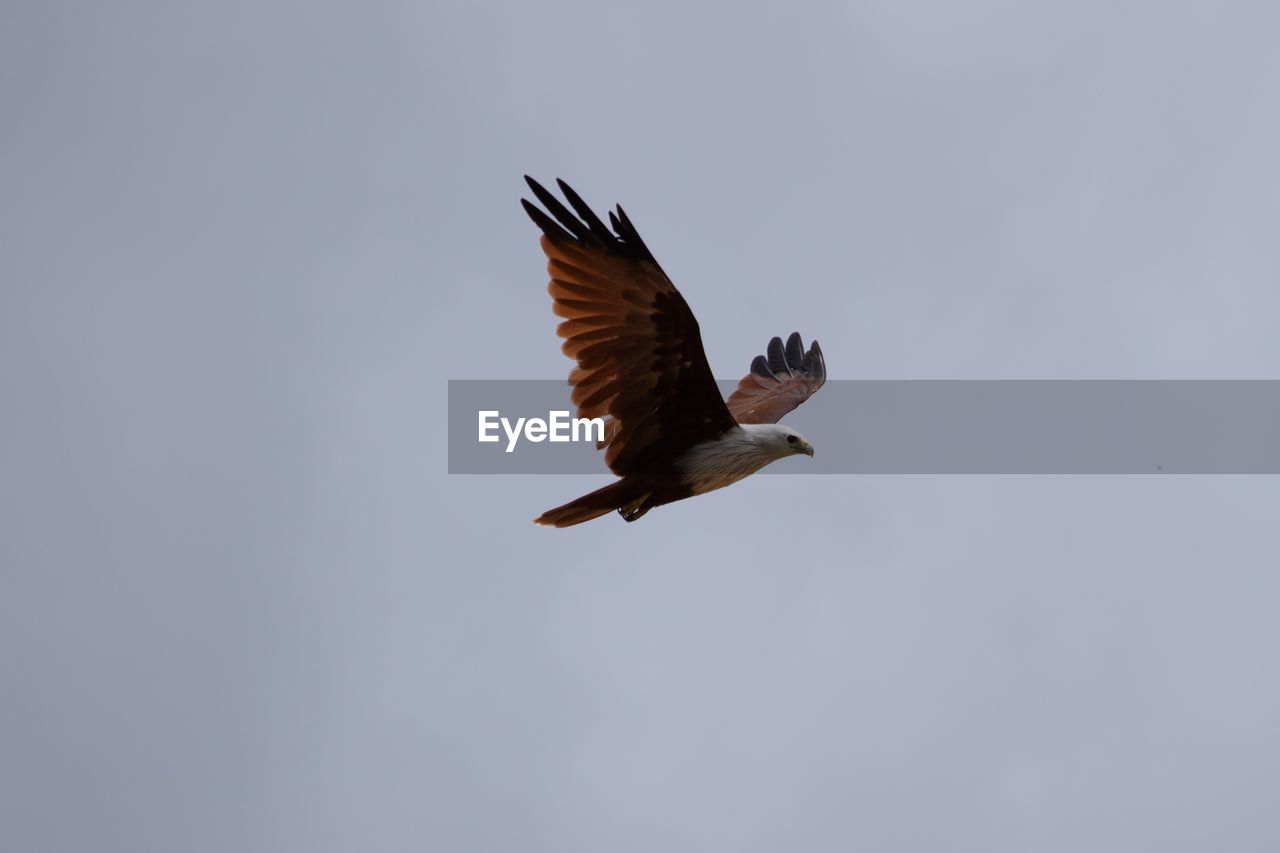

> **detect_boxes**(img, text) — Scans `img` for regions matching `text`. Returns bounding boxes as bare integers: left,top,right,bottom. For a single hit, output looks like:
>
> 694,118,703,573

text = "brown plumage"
726,333,826,425
522,177,826,526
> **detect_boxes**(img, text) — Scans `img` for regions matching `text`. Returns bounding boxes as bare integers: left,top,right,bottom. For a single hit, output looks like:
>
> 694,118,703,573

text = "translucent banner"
447,380,1280,474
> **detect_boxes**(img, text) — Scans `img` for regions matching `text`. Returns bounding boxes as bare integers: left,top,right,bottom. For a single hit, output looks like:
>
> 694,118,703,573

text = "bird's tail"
534,479,644,527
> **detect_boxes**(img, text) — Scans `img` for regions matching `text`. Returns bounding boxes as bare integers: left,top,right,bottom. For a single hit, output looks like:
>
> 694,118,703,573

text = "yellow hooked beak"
798,440,814,457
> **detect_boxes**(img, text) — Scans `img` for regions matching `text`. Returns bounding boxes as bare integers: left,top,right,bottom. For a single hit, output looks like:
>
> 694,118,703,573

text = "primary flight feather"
523,177,826,526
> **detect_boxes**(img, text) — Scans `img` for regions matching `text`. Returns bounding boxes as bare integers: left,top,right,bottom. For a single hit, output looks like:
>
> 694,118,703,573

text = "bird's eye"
787,435,797,444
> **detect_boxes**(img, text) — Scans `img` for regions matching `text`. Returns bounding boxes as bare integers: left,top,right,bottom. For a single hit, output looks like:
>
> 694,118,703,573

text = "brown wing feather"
523,177,736,476
726,333,826,424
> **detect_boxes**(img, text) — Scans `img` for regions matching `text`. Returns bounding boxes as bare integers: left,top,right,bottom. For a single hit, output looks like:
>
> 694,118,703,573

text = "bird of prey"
522,177,826,526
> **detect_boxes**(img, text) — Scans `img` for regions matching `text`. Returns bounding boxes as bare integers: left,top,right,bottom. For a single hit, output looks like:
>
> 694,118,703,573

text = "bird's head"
760,424,814,458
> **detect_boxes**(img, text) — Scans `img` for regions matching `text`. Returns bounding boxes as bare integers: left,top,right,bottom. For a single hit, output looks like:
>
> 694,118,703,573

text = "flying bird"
522,177,826,526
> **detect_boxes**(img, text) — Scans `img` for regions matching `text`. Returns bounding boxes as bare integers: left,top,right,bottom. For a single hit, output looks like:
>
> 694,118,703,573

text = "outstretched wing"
725,333,826,424
522,177,736,477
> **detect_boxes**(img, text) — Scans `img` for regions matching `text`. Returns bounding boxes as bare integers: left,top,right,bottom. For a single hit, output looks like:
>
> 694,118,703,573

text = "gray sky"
3,1,1280,851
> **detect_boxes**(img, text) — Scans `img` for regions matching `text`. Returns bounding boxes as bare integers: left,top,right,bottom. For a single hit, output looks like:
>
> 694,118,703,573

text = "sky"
3,1,1280,851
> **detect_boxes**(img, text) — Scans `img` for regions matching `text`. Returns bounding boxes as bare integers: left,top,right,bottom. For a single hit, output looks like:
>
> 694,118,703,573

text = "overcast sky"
3,1,1280,851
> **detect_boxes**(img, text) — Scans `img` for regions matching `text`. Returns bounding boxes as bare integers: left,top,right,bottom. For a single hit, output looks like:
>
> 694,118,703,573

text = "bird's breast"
677,430,780,495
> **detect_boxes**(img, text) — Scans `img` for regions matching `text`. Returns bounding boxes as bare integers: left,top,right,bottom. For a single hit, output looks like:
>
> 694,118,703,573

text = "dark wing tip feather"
524,177,594,243
766,336,792,375
750,354,776,379
521,177,657,265
785,332,805,369
556,179,615,244
804,340,826,379
610,205,657,263
751,334,826,384
521,198,574,243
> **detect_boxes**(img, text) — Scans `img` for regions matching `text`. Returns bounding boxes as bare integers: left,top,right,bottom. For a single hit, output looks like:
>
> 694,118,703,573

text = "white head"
739,423,815,459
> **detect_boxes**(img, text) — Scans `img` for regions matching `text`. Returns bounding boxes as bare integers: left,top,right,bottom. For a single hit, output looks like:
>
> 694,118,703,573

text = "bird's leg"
617,495,651,522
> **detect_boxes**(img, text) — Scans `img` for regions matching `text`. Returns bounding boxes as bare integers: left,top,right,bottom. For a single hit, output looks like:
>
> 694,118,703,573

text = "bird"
522,177,826,527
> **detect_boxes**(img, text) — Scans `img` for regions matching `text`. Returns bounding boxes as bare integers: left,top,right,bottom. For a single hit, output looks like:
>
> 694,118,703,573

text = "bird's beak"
801,442,814,457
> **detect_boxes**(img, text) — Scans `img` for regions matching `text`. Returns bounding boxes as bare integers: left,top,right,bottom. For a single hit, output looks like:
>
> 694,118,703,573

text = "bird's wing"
522,177,736,477
725,333,826,424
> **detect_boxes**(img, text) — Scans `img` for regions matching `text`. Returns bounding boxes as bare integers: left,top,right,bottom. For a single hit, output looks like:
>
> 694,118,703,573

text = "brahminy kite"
522,177,826,526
